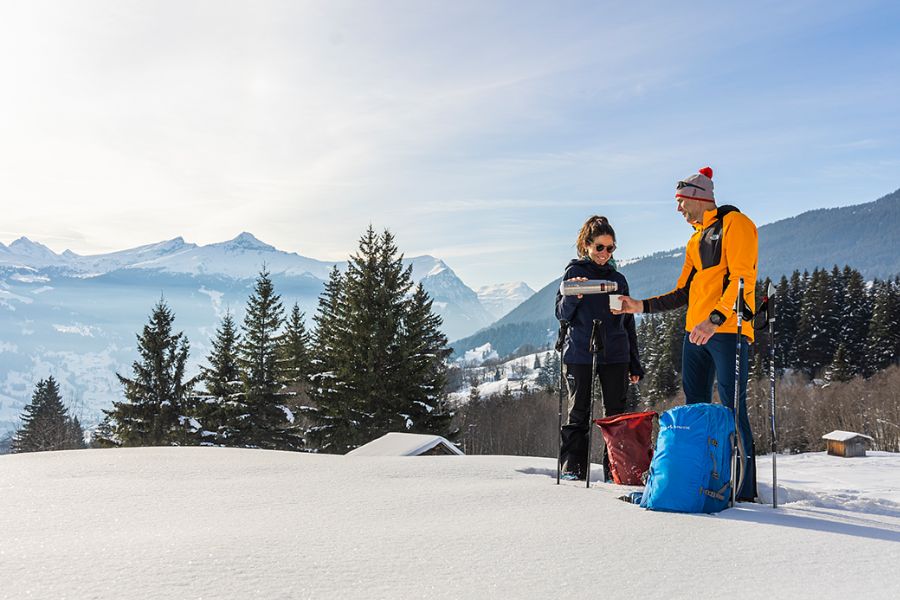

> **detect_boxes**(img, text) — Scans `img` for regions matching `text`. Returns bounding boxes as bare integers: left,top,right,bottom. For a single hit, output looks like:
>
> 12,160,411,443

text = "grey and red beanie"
675,166,715,203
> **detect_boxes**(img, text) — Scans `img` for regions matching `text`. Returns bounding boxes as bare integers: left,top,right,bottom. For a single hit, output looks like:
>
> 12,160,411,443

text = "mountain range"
450,187,900,358
0,233,533,434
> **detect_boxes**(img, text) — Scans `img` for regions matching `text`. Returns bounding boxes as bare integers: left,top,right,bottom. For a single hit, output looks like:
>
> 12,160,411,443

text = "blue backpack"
640,404,735,513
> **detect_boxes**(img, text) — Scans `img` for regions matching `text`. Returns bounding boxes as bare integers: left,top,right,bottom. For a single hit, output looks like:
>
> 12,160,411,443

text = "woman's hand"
629,374,641,384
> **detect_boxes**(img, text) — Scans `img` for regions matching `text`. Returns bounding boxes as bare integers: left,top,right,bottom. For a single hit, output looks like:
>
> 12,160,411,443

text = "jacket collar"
695,204,740,230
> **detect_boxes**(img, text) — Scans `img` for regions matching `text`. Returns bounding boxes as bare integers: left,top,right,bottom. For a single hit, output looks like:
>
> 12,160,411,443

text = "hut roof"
821,430,874,442
347,433,464,456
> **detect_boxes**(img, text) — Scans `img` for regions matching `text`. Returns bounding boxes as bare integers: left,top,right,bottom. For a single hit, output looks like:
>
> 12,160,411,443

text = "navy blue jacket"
555,258,644,377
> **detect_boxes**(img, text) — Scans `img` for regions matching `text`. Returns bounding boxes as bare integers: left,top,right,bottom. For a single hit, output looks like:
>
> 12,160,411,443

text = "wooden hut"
821,430,874,457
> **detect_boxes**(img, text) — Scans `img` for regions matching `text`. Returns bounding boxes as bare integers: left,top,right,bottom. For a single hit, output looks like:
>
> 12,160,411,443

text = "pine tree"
774,272,802,371
307,227,455,452
12,377,85,453
838,266,871,376
537,352,560,392
825,343,854,383
865,279,900,375
647,343,679,403
307,267,356,452
795,268,839,376
107,299,197,446
92,414,119,448
197,312,242,444
278,303,312,389
397,283,455,437
233,268,301,450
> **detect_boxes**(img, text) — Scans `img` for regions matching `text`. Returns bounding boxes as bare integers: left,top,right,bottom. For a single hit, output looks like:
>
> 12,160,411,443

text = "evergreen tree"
774,272,802,371
278,303,312,389
646,341,679,403
233,268,301,450
636,308,685,403
825,343,854,383
92,414,119,448
197,312,242,443
396,283,455,437
865,279,900,375
795,268,839,376
838,266,871,376
12,377,85,452
537,352,560,392
307,267,356,452
307,227,455,452
107,299,197,446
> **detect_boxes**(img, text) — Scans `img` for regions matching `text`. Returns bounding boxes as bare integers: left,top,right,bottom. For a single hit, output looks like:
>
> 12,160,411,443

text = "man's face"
676,196,707,225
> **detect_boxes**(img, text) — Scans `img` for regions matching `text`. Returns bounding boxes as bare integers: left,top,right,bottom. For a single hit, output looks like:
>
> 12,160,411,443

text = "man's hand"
629,374,641,384
688,318,719,345
611,295,642,315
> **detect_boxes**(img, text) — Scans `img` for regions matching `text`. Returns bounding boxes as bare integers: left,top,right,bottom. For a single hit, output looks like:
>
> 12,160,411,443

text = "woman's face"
587,234,616,266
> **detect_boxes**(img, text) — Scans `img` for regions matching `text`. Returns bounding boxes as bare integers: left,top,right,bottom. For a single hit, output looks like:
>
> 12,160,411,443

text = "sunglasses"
676,181,706,191
594,243,616,253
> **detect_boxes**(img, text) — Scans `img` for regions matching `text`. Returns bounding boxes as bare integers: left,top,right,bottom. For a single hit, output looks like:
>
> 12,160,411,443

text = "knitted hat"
675,166,715,203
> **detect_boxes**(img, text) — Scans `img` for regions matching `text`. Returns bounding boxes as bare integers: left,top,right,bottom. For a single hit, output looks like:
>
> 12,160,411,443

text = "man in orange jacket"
613,166,758,501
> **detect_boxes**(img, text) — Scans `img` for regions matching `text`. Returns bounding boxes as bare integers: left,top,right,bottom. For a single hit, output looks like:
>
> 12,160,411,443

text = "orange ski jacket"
643,205,758,341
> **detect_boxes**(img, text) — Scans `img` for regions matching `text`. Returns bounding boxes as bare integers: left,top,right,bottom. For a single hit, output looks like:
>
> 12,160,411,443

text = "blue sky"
1,1,899,290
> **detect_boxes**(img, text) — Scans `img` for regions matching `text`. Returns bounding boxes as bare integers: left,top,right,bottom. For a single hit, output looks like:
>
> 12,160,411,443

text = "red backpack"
594,412,658,485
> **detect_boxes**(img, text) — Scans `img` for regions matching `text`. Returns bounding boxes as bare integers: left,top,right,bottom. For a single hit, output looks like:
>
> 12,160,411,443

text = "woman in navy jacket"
555,215,644,481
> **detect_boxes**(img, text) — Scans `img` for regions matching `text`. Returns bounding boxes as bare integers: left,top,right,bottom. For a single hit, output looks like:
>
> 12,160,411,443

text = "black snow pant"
560,362,628,480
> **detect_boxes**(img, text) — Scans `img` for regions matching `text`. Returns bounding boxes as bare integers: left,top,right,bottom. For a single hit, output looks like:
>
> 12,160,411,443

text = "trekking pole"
731,278,745,508
767,281,778,508
586,319,603,489
556,320,569,485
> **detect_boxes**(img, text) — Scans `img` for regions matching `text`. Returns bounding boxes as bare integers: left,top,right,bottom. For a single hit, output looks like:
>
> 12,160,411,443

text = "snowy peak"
131,237,194,258
214,232,277,253
88,236,198,272
403,255,494,340
405,255,447,281
8,237,60,261
477,281,536,320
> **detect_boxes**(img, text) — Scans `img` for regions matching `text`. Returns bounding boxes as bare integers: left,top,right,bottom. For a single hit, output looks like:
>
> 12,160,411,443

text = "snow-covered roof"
821,430,874,442
346,432,464,456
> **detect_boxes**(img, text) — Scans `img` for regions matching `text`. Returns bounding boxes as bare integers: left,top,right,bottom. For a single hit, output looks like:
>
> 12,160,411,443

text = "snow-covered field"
1,448,898,599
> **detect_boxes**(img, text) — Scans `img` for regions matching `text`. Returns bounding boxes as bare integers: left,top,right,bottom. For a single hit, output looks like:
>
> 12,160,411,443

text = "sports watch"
709,310,726,326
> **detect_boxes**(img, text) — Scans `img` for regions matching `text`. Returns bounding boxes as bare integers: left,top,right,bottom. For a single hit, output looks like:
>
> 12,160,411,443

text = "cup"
608,294,623,311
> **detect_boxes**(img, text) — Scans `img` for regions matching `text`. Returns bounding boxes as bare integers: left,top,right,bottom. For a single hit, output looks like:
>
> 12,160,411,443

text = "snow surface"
1,448,897,599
